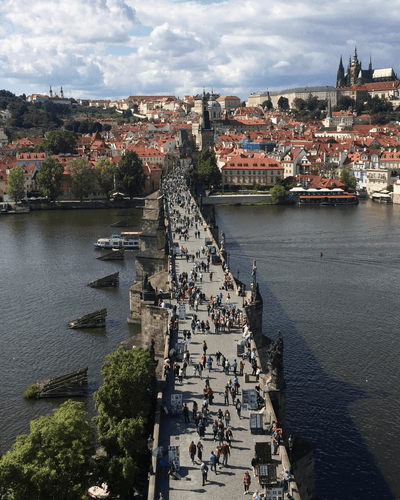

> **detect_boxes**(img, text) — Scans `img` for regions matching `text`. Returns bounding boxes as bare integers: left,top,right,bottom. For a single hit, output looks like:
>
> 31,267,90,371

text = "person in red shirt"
221,442,230,466
243,470,251,494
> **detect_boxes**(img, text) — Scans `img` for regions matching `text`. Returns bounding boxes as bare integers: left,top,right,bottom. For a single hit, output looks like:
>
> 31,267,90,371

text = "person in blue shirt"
209,451,218,474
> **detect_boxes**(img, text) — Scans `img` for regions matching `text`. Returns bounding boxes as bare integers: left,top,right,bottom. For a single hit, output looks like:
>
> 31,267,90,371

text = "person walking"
235,398,242,419
243,470,251,494
251,454,258,477
252,490,261,500
197,441,203,463
225,359,230,375
273,430,281,455
182,403,190,423
201,462,208,486
198,420,205,438
221,442,230,466
226,427,233,448
212,419,218,441
224,408,231,427
217,428,224,446
214,446,221,469
230,386,236,405
189,441,196,464
233,376,240,395
192,401,198,420
233,359,237,376
224,385,230,405
209,451,218,474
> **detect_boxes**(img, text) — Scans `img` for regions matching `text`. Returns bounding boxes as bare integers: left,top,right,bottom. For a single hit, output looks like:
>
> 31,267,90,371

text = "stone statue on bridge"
266,331,284,389
221,231,226,251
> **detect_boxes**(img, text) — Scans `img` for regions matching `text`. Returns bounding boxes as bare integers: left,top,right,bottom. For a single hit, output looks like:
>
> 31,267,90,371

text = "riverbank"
19,198,145,211
202,193,271,205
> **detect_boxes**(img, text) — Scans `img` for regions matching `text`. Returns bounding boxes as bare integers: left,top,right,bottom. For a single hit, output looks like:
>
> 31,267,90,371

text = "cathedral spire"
336,56,345,88
353,46,358,64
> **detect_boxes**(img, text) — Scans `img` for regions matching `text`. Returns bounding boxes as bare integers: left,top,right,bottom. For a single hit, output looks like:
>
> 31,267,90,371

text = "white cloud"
0,0,399,99
273,61,290,69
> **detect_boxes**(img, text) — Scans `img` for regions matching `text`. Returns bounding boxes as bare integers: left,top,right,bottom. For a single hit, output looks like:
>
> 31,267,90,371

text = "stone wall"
135,190,168,282
202,194,271,205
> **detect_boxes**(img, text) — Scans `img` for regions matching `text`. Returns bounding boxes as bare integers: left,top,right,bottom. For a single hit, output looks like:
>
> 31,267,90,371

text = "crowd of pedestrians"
158,169,289,499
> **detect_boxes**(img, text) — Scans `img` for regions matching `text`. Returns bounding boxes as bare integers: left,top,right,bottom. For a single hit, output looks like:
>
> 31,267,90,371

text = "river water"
216,200,400,500
0,208,141,454
0,202,399,499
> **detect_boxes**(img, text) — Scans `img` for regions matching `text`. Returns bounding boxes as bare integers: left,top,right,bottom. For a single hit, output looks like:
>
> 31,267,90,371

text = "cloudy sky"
0,0,399,101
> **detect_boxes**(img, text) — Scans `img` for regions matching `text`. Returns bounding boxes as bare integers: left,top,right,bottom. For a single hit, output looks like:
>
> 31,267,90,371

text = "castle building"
336,47,397,88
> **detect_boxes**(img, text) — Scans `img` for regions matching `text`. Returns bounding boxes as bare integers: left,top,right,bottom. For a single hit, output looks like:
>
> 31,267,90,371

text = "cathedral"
336,48,397,88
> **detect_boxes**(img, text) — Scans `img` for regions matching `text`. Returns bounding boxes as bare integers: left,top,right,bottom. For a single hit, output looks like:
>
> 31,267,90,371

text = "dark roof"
270,86,337,96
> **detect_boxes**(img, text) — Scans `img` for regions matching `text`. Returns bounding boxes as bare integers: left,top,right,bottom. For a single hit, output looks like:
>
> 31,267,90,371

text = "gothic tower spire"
337,56,345,88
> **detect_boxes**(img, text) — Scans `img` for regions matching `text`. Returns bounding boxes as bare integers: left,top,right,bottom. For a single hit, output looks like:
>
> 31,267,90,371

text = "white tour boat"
94,231,141,249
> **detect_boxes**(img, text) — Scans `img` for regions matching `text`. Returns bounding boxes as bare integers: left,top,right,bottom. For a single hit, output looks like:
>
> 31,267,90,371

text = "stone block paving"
155,195,283,500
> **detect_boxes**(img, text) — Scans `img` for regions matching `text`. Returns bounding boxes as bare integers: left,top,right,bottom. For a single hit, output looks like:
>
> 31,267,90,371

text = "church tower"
367,55,373,81
60,86,64,99
336,56,346,88
199,88,214,150
49,86,53,98
348,47,362,86
192,88,214,151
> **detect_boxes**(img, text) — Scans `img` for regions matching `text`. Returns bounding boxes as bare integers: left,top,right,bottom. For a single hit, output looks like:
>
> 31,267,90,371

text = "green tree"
335,95,355,111
93,347,154,497
277,96,289,111
270,184,286,204
0,400,95,500
293,97,306,111
261,99,273,110
95,158,116,199
195,148,221,189
67,158,94,201
340,166,357,192
117,150,146,198
7,166,25,203
367,96,393,114
36,157,64,201
35,130,77,155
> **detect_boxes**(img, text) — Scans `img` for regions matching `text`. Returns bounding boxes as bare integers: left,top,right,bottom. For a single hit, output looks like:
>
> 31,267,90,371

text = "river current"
0,202,399,499
216,200,400,500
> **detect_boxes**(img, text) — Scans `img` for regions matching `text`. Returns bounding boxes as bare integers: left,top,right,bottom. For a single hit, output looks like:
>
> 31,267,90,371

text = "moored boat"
371,191,392,203
94,231,141,249
289,187,358,206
